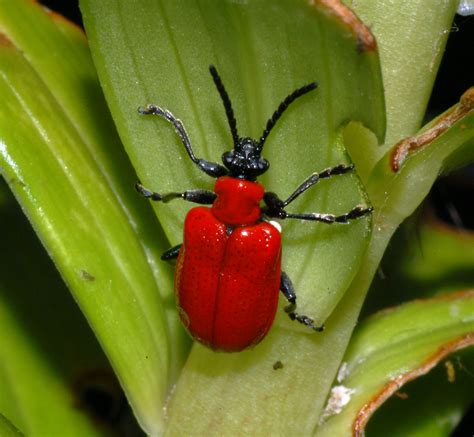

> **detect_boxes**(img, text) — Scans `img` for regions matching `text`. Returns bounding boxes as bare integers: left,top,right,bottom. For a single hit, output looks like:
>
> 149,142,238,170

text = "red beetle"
137,66,372,352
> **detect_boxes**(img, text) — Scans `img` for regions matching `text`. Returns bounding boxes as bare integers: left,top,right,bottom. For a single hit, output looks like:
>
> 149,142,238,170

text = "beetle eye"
259,159,269,170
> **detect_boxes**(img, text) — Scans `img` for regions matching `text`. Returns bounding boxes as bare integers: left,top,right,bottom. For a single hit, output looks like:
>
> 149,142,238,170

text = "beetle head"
222,137,269,180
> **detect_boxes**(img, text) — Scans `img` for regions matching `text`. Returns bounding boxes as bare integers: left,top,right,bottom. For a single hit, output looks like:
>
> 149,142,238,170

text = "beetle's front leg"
280,272,324,332
136,182,216,205
139,105,228,178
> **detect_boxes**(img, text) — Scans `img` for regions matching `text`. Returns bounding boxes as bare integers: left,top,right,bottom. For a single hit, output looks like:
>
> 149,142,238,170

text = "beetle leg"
278,205,373,224
263,164,355,216
280,272,324,332
161,244,182,261
281,163,355,207
138,104,228,178
136,183,216,205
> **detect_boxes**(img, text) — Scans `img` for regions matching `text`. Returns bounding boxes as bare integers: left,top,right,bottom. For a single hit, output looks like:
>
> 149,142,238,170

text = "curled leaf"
317,290,474,436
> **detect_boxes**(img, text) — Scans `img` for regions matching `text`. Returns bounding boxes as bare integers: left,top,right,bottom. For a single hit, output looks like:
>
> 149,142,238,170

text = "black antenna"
209,65,239,147
259,82,317,147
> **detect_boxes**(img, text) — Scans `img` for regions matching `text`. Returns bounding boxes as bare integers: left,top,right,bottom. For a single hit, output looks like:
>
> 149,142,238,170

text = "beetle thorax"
211,176,264,226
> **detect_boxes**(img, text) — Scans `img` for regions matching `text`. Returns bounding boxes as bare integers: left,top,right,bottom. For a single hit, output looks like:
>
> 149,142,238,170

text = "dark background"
36,1,474,435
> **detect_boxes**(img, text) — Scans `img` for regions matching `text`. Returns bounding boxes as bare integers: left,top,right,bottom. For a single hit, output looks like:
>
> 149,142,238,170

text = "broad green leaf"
316,290,474,436
345,0,458,174
81,0,390,433
0,186,112,436
80,0,384,329
0,2,185,432
0,0,185,349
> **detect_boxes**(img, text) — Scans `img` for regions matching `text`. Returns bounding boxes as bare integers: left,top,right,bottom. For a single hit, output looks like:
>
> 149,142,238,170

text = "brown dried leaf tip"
390,87,474,172
353,332,474,437
309,0,377,52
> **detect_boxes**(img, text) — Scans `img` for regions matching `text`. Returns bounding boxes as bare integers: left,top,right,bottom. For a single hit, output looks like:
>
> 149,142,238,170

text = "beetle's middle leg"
280,272,324,332
136,183,216,205
161,244,182,261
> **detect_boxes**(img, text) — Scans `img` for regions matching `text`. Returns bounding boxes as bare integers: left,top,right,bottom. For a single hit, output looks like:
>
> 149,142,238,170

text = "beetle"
136,66,372,352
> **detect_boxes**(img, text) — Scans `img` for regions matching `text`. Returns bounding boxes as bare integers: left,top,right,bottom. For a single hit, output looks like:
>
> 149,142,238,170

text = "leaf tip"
390,87,474,172
309,0,377,52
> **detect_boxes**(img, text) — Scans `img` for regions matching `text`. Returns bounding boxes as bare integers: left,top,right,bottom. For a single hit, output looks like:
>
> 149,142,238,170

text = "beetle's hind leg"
161,244,182,261
280,272,324,332
281,205,373,224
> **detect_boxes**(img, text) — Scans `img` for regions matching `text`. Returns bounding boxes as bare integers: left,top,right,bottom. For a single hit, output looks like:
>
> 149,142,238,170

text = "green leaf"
80,0,390,433
0,2,186,432
80,0,384,326
346,0,458,168
316,290,474,436
0,185,112,436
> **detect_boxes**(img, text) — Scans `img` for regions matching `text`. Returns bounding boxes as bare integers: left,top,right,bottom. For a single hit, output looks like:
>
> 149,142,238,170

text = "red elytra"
137,66,372,352
176,177,281,351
